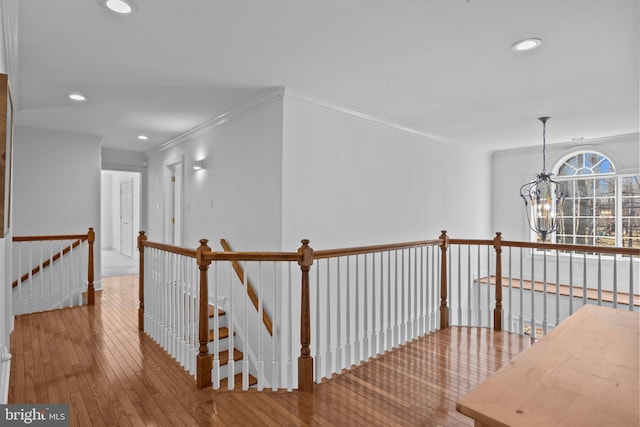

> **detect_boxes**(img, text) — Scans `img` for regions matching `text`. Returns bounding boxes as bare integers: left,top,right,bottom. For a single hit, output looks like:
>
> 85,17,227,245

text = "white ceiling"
12,0,640,153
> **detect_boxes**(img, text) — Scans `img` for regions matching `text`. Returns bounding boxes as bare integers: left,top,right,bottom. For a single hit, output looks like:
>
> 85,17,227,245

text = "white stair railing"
12,229,95,315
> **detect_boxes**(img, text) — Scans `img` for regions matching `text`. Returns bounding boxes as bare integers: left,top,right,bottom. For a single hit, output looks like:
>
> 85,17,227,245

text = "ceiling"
11,0,640,153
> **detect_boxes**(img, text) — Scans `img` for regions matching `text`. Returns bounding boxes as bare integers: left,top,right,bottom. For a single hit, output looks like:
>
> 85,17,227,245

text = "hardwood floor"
9,275,531,426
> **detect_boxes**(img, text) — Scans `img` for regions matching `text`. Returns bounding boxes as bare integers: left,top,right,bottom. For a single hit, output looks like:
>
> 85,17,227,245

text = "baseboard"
0,346,11,404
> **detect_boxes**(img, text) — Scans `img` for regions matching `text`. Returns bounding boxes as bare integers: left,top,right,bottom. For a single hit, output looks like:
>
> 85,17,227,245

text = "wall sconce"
193,159,205,171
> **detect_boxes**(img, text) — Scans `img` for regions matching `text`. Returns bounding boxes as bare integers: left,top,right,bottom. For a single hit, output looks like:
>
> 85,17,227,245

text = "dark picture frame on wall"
0,73,13,238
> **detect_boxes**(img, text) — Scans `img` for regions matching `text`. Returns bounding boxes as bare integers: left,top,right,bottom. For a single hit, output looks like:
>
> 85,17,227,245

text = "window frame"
545,150,639,249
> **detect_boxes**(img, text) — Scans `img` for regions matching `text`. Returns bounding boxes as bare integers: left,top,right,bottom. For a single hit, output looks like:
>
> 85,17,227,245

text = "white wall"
12,126,103,286
492,133,640,241
281,89,493,250
146,92,284,251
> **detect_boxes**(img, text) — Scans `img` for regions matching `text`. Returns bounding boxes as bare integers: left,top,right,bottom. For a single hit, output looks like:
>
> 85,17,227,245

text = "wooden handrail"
204,251,300,263
314,239,441,259
13,234,89,242
11,228,95,305
449,237,640,256
218,239,274,336
140,239,197,258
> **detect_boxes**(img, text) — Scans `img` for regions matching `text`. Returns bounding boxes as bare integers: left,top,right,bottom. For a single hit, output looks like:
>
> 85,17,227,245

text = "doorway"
101,170,141,277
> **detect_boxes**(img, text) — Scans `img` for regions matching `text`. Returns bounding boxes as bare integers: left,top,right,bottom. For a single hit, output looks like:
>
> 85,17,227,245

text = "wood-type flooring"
9,274,531,426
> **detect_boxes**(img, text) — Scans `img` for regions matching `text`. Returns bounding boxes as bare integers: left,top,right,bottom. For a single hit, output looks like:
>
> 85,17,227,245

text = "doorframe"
163,156,184,246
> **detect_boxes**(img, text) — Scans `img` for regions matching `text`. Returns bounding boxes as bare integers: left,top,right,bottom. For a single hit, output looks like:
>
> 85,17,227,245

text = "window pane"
596,198,615,217
559,218,573,234
576,179,593,197
594,177,615,196
594,218,615,237
576,199,594,216
584,153,602,169
557,235,574,245
561,199,574,216
593,158,614,174
622,237,640,249
622,176,640,195
576,236,593,245
595,237,616,247
558,163,576,177
575,218,593,236
621,198,640,216
622,217,640,239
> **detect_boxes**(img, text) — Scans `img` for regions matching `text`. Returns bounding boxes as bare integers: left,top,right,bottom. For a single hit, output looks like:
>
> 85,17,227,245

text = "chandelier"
519,117,569,242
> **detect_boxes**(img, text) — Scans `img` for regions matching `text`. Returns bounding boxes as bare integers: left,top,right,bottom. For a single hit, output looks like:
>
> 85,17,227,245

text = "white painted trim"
157,87,285,152
492,132,640,158
282,87,484,152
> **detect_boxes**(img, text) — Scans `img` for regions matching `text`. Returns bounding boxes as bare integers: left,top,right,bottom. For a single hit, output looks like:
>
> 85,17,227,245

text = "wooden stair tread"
219,373,258,389
208,327,233,342
208,304,225,317
218,349,243,366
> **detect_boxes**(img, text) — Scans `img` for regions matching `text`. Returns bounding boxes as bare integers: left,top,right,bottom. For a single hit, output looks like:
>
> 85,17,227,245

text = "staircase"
207,304,257,389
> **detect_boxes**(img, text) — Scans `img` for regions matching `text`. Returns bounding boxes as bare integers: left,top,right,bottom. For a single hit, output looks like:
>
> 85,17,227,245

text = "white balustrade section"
207,260,300,391
446,239,640,340
12,238,89,315
310,242,441,383
143,247,199,377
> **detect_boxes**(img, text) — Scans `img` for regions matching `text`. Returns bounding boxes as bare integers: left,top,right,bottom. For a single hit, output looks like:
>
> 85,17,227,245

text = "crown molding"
282,87,484,152
157,87,285,152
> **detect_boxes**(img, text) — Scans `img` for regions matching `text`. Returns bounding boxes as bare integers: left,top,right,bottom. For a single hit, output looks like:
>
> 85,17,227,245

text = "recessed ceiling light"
137,135,149,141
571,137,584,141
103,0,134,14
68,93,87,102
511,38,542,52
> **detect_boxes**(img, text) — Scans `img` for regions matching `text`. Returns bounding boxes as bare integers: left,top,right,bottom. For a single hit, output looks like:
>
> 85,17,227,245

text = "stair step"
219,373,258,389
218,348,243,366
208,304,225,318
208,327,233,342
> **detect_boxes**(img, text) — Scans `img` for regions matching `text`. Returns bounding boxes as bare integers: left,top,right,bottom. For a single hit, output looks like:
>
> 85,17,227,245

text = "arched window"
554,151,639,248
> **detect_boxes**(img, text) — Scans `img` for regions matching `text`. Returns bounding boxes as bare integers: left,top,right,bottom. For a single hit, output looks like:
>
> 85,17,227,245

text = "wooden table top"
456,305,640,427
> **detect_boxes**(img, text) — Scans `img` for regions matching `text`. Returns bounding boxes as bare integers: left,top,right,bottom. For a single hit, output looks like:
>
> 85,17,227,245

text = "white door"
120,178,134,257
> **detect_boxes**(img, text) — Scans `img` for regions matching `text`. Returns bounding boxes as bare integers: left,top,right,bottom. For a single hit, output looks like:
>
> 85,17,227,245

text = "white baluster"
314,258,322,382
354,255,362,363
336,258,343,373
242,261,249,391
569,251,574,315
583,252,587,307
597,253,602,305
228,262,234,390
345,256,352,368
555,250,560,327
325,258,332,378
612,254,618,309
363,253,369,360
530,250,536,339
258,262,264,391
287,262,293,392
519,248,523,335
272,262,279,391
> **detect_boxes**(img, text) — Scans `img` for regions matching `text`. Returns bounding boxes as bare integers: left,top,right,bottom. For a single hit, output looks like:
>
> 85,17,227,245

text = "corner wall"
145,91,285,251
281,89,493,250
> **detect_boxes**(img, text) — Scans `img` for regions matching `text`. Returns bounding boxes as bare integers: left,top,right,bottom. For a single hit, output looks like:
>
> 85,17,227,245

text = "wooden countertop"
456,305,640,427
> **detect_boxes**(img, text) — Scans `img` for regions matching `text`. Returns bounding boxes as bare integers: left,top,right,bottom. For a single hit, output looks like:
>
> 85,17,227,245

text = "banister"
493,232,503,331
137,231,147,331
219,239,274,336
11,238,83,288
11,228,95,306
439,231,449,330
313,239,441,259
12,234,89,242
139,239,197,258
196,239,213,389
501,240,640,256
203,251,301,262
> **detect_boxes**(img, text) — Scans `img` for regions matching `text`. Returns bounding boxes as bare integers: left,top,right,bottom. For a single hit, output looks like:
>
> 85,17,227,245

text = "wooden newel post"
196,239,213,389
87,228,95,305
493,232,503,331
297,239,314,392
137,231,147,331
439,230,449,330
